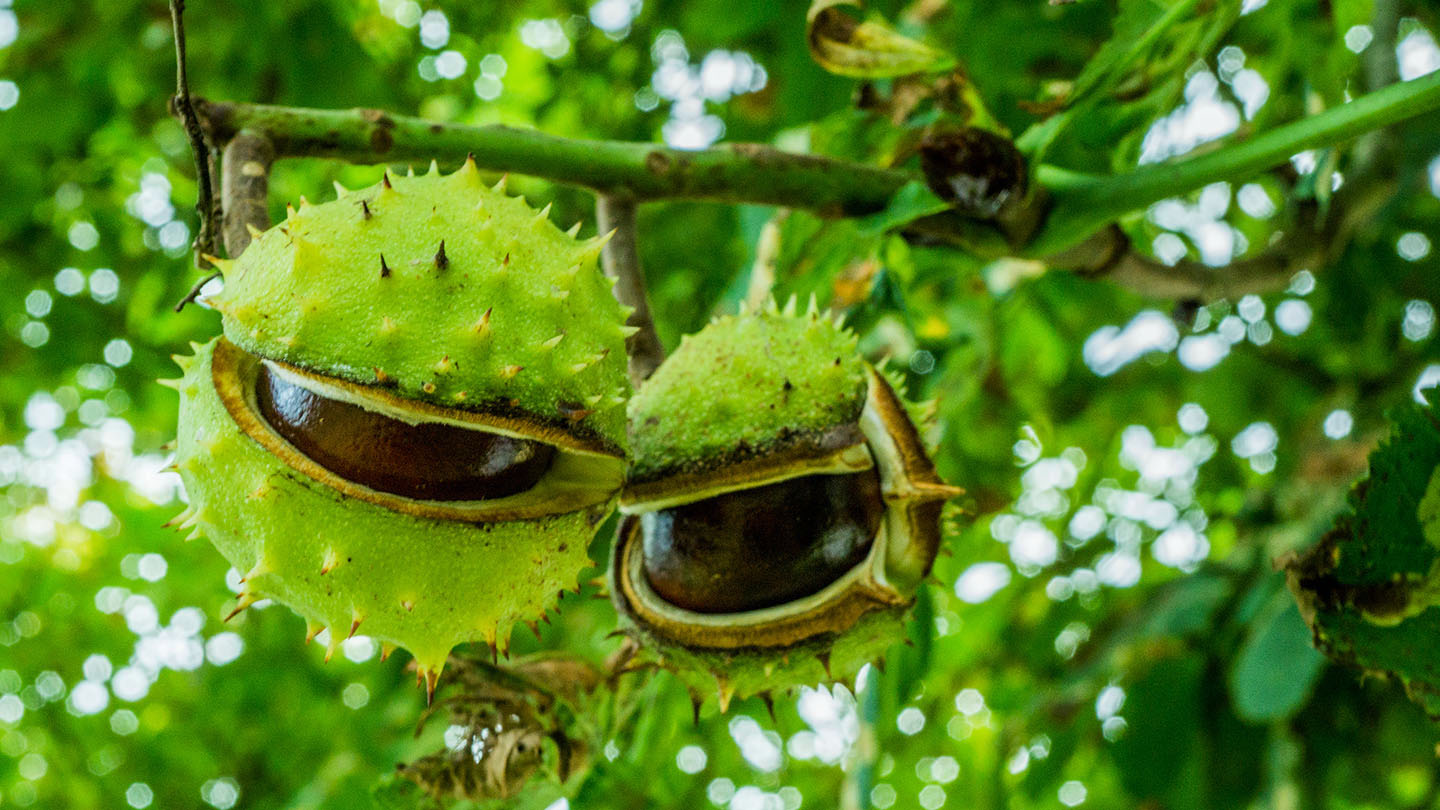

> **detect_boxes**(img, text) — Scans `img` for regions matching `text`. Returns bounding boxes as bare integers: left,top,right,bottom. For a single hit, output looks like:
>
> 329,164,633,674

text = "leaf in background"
370,774,424,810
1017,0,1186,157
806,0,954,79
1286,394,1440,717
890,585,934,705
855,180,950,237
1017,0,1225,167
1197,674,1268,809
1229,589,1325,723
1066,0,1199,111
1140,574,1233,639
1110,653,1206,807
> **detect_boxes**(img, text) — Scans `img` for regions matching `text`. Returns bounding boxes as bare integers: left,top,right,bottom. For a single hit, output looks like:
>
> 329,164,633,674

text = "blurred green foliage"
1,1,1439,809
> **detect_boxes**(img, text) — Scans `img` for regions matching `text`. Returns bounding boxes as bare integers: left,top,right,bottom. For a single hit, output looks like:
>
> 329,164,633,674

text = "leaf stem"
1029,70,1440,256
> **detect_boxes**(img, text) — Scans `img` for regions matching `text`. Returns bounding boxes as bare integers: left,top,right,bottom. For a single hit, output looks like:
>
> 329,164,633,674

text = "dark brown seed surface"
255,364,555,501
641,470,883,613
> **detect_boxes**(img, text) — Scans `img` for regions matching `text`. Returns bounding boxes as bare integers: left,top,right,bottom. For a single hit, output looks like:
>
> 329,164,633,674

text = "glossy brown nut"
640,470,884,614
255,364,555,501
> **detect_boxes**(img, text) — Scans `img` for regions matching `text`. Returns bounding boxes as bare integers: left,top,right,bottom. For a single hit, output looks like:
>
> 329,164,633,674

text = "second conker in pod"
610,300,959,710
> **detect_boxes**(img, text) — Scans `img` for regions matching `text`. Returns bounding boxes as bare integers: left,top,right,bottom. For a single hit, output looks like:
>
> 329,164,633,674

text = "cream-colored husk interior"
264,360,617,457
619,441,874,514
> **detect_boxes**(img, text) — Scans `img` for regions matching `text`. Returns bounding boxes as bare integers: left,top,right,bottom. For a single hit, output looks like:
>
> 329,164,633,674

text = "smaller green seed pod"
610,299,959,711
167,160,632,696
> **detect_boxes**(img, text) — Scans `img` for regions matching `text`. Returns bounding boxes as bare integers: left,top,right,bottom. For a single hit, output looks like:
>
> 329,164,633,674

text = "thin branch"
172,271,221,313
1074,226,1305,301
173,131,276,311
171,133,275,312
1059,166,1400,302
596,194,665,385
220,130,275,256
1104,251,1294,301
168,0,220,268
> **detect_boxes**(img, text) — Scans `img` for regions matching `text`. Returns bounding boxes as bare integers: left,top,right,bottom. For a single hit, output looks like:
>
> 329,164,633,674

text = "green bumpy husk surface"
172,340,603,675
635,606,906,709
626,303,866,482
207,164,631,449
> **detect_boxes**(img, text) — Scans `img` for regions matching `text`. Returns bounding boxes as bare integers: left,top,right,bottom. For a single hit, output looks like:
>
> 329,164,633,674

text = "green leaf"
855,180,950,237
1139,574,1234,639
1230,588,1326,723
806,0,955,79
1111,653,1206,806
370,774,429,810
1420,467,1440,548
1067,0,1195,109
891,585,934,704
1286,394,1440,717
1017,0,1203,159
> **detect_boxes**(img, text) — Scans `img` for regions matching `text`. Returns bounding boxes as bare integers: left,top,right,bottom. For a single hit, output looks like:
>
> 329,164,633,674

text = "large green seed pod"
610,300,958,711
168,161,632,694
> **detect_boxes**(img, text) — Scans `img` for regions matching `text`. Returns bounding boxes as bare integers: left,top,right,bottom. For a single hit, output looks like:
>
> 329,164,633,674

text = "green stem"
194,99,909,216
1028,70,1440,257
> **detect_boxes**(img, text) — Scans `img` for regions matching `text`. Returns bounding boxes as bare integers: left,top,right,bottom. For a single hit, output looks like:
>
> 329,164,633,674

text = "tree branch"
184,70,1440,301
172,271,220,313
1350,0,1403,187
1058,159,1398,302
1363,0,1400,93
596,194,665,385
193,99,909,216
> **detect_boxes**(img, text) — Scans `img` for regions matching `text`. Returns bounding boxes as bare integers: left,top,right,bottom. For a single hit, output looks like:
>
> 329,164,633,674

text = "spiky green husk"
875,360,941,447
626,302,866,483
207,165,631,449
626,608,905,710
171,339,601,674
618,304,937,709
